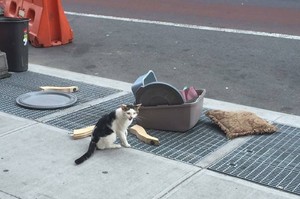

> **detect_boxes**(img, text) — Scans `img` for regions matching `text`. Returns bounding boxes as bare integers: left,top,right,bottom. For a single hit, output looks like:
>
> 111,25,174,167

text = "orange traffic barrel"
4,0,73,47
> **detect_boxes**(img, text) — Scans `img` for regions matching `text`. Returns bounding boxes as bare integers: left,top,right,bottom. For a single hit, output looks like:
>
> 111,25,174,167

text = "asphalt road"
28,0,300,115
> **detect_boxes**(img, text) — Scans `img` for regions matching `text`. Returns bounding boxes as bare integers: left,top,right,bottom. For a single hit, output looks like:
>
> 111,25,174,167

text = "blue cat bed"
131,70,157,97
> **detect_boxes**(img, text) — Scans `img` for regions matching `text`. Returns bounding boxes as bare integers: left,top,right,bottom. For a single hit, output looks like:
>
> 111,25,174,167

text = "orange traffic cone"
4,0,73,47
0,0,5,9
3,0,23,17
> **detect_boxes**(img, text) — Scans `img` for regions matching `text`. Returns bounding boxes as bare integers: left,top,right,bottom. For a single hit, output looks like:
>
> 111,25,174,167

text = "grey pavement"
0,64,300,199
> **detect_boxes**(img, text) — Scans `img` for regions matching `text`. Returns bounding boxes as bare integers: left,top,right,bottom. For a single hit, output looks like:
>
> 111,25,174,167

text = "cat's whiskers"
135,115,145,123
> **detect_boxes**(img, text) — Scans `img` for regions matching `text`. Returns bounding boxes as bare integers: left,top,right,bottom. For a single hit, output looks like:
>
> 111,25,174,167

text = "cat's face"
121,104,141,121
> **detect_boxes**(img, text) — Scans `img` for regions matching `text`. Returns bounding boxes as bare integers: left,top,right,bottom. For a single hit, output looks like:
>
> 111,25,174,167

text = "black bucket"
0,17,30,72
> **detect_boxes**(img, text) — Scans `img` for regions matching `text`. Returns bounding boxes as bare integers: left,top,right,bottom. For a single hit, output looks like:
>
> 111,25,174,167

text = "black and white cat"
75,104,141,165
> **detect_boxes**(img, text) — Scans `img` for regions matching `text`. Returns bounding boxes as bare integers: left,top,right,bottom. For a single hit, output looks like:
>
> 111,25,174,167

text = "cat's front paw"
123,143,131,148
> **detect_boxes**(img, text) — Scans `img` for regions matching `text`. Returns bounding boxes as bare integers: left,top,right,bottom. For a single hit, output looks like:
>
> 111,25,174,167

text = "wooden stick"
40,86,79,92
129,125,160,146
71,125,95,139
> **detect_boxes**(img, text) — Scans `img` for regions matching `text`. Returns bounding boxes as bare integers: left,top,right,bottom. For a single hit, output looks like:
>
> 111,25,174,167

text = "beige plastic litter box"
137,89,206,132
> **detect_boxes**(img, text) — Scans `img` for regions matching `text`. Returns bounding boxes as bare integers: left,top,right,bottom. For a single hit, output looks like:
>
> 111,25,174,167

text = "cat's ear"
121,104,128,111
135,104,142,110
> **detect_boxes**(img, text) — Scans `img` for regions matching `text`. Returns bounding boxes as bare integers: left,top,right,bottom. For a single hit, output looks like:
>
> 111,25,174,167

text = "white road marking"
65,11,300,41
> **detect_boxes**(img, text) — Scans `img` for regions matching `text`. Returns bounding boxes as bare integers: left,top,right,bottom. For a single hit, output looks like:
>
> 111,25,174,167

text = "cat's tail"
75,141,97,165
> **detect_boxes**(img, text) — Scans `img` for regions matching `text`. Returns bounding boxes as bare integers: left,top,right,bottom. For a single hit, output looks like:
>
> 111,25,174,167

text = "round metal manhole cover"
16,91,77,110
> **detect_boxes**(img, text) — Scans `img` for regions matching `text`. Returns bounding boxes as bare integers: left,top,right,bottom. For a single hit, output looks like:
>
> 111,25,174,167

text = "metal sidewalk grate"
0,71,120,119
209,124,300,195
45,93,135,130
128,113,228,164
47,97,229,165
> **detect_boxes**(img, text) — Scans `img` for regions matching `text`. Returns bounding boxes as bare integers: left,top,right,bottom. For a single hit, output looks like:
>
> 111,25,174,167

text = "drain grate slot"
209,124,300,195
0,71,120,119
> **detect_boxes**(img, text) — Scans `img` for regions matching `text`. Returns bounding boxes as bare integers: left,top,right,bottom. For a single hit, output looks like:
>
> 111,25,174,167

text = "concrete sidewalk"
0,64,299,199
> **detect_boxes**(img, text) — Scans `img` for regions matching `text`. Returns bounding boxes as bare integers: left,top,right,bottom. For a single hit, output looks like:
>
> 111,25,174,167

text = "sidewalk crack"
0,190,22,199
